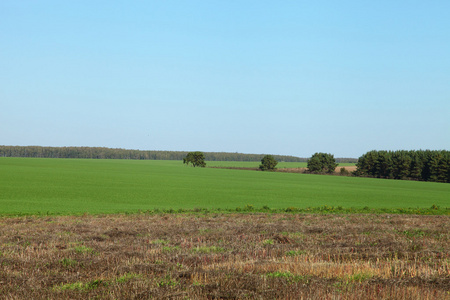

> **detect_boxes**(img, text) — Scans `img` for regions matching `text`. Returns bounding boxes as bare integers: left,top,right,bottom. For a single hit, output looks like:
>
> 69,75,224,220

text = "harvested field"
276,165,357,174
0,214,448,299
214,165,358,174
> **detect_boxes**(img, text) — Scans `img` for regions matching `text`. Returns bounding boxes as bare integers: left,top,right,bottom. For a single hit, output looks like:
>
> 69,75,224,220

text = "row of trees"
3,146,447,183
0,146,310,162
355,150,450,183
257,153,339,173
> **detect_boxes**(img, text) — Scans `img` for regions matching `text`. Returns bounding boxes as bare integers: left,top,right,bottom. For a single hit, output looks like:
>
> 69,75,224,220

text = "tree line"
355,150,450,183
0,146,308,162
2,146,448,183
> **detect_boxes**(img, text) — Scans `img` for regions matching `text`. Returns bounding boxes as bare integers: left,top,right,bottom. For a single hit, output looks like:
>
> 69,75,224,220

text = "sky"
1,1,449,158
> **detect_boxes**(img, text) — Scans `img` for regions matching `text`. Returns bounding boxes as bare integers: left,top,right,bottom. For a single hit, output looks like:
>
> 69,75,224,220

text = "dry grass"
277,165,358,174
0,213,448,299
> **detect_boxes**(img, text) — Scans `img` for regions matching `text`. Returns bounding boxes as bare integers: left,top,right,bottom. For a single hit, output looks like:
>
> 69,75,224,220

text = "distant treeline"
0,146,318,162
355,150,450,183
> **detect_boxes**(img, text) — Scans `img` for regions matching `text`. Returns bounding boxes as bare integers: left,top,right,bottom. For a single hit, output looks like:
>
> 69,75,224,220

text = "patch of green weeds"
192,281,205,287
152,239,168,245
73,245,97,255
153,260,165,264
400,229,427,238
192,246,225,253
265,271,309,283
156,275,178,287
53,279,107,292
343,272,374,283
263,239,274,245
162,246,180,252
291,232,306,239
286,250,306,256
116,272,142,283
333,281,353,292
243,204,254,211
59,258,78,267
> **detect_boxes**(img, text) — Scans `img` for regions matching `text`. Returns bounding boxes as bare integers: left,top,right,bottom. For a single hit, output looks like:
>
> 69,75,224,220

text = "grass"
0,157,449,215
0,213,448,299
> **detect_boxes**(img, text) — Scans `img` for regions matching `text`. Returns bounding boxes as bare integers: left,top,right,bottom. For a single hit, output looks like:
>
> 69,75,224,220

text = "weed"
162,246,180,252
401,229,427,238
243,204,254,211
74,245,97,254
54,279,107,292
116,273,142,283
59,258,77,267
286,250,306,256
266,271,309,283
192,246,225,253
156,275,178,287
152,239,168,245
343,272,373,283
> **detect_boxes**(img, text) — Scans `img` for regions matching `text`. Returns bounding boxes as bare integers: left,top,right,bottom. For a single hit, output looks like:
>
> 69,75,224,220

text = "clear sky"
1,1,449,158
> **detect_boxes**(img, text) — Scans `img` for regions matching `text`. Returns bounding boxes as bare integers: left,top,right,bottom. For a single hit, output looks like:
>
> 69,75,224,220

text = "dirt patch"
337,166,357,172
212,165,358,175
277,165,357,174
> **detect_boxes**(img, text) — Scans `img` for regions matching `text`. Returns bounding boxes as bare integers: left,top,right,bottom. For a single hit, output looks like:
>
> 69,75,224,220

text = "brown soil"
0,214,448,299
278,166,357,174
212,166,358,175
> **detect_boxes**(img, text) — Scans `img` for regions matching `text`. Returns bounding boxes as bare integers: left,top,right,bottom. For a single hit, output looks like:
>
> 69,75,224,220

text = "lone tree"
259,155,278,171
307,152,338,174
183,151,206,167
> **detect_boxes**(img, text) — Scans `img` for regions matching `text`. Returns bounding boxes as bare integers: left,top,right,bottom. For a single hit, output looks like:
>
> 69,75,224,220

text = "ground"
0,213,448,299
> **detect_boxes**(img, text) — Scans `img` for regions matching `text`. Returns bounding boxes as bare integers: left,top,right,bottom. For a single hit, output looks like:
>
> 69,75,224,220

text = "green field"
0,158,449,215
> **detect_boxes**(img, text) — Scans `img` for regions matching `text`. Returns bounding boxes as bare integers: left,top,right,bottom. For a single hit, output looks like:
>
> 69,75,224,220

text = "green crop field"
0,157,448,215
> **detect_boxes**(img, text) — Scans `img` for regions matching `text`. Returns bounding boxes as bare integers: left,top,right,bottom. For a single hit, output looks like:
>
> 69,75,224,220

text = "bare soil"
212,166,358,174
0,214,448,299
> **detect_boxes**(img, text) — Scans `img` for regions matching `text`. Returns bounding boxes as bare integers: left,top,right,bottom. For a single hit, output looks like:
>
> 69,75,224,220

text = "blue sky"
1,1,449,158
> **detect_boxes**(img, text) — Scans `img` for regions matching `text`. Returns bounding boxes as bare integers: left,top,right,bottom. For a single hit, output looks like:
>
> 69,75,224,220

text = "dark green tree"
307,152,338,174
259,155,278,171
183,151,206,167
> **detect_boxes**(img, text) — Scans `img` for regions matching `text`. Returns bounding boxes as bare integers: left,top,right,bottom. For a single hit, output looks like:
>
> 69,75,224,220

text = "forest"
355,150,450,183
0,146,313,162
